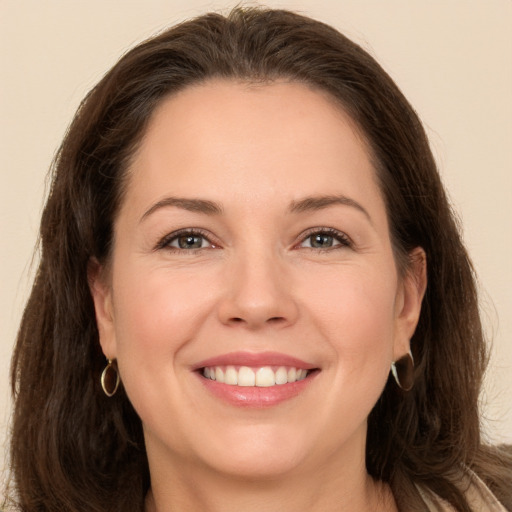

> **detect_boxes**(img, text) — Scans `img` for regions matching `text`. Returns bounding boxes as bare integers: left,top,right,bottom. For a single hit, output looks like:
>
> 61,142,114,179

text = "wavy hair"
7,7,511,511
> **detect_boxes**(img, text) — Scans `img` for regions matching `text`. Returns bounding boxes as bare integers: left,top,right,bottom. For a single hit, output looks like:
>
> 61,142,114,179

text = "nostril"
227,316,286,326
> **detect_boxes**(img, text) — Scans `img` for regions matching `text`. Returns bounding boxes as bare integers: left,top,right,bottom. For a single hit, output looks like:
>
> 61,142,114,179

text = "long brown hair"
6,7,511,511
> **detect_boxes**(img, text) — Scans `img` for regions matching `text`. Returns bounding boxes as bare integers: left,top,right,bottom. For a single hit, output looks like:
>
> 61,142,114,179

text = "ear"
393,247,427,360
88,258,118,360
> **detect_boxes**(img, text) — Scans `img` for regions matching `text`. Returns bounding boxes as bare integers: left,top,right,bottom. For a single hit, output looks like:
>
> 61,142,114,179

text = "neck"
144,445,397,512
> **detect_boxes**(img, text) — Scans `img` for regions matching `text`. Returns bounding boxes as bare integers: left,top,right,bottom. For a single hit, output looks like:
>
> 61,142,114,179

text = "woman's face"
92,80,424,479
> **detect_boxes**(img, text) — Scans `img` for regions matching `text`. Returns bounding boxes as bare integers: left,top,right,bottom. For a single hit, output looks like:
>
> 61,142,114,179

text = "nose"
217,250,299,330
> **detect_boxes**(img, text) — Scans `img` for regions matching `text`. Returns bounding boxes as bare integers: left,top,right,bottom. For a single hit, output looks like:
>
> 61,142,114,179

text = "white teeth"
255,367,275,387
298,369,308,380
238,366,256,386
275,366,288,385
215,367,225,383
224,366,238,385
202,365,310,387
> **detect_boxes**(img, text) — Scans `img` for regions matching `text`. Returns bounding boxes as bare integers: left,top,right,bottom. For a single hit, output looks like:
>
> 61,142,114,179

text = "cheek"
280,263,399,457
108,264,220,440
301,263,397,378
111,264,217,364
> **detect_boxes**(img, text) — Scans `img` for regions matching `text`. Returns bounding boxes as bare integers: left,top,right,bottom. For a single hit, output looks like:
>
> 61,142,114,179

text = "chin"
205,451,305,481
191,424,311,480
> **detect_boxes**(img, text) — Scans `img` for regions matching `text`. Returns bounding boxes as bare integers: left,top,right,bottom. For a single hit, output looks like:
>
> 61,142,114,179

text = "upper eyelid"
155,228,217,250
295,227,352,246
154,226,352,251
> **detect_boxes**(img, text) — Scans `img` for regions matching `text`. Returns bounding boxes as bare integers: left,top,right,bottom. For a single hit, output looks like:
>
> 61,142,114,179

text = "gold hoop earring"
391,352,414,391
101,359,120,397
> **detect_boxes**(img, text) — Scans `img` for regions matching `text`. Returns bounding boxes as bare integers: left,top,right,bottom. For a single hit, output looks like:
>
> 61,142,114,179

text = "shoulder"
416,468,508,512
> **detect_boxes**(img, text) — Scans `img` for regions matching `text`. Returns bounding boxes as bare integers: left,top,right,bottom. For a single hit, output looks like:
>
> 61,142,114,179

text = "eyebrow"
289,194,372,223
140,194,371,223
140,197,223,222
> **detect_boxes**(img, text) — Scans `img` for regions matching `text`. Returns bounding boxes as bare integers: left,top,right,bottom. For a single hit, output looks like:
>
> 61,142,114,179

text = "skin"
91,80,426,512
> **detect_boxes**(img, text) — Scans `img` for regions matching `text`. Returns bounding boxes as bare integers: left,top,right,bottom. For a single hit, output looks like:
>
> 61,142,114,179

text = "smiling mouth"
201,366,314,387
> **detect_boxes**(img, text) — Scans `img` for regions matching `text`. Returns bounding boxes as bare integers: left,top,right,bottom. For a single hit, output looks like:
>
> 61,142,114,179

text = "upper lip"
192,351,317,370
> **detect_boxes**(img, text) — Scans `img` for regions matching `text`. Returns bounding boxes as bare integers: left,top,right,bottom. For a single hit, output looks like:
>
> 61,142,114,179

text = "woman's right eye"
171,234,209,249
156,230,215,252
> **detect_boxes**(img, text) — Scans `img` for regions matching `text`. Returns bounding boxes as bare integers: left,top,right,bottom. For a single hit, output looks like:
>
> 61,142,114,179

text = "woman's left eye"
299,230,351,250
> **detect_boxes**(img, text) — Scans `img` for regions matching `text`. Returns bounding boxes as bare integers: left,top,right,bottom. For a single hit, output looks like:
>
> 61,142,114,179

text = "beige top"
417,469,507,511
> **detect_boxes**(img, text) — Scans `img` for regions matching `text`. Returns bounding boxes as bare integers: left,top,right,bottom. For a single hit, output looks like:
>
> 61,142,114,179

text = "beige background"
1,0,511,477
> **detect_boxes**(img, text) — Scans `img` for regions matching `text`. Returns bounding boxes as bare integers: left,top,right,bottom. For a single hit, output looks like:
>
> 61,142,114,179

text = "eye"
156,229,216,252
172,234,209,249
298,229,351,250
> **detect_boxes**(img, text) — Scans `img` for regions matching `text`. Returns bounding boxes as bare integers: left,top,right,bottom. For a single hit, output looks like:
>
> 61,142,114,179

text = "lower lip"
197,372,318,408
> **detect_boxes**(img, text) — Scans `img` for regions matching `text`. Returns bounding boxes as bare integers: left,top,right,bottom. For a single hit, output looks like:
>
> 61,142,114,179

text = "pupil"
312,234,333,248
178,235,202,249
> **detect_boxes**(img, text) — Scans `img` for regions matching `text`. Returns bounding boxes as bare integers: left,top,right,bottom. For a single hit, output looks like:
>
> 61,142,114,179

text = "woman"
6,7,511,512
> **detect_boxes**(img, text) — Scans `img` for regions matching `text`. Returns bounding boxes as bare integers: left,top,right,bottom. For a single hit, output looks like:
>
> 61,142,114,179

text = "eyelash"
155,227,352,253
155,228,216,253
296,227,352,252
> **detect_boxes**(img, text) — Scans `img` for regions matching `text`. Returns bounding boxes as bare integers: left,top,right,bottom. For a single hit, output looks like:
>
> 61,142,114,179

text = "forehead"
139,79,369,159
123,79,383,216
